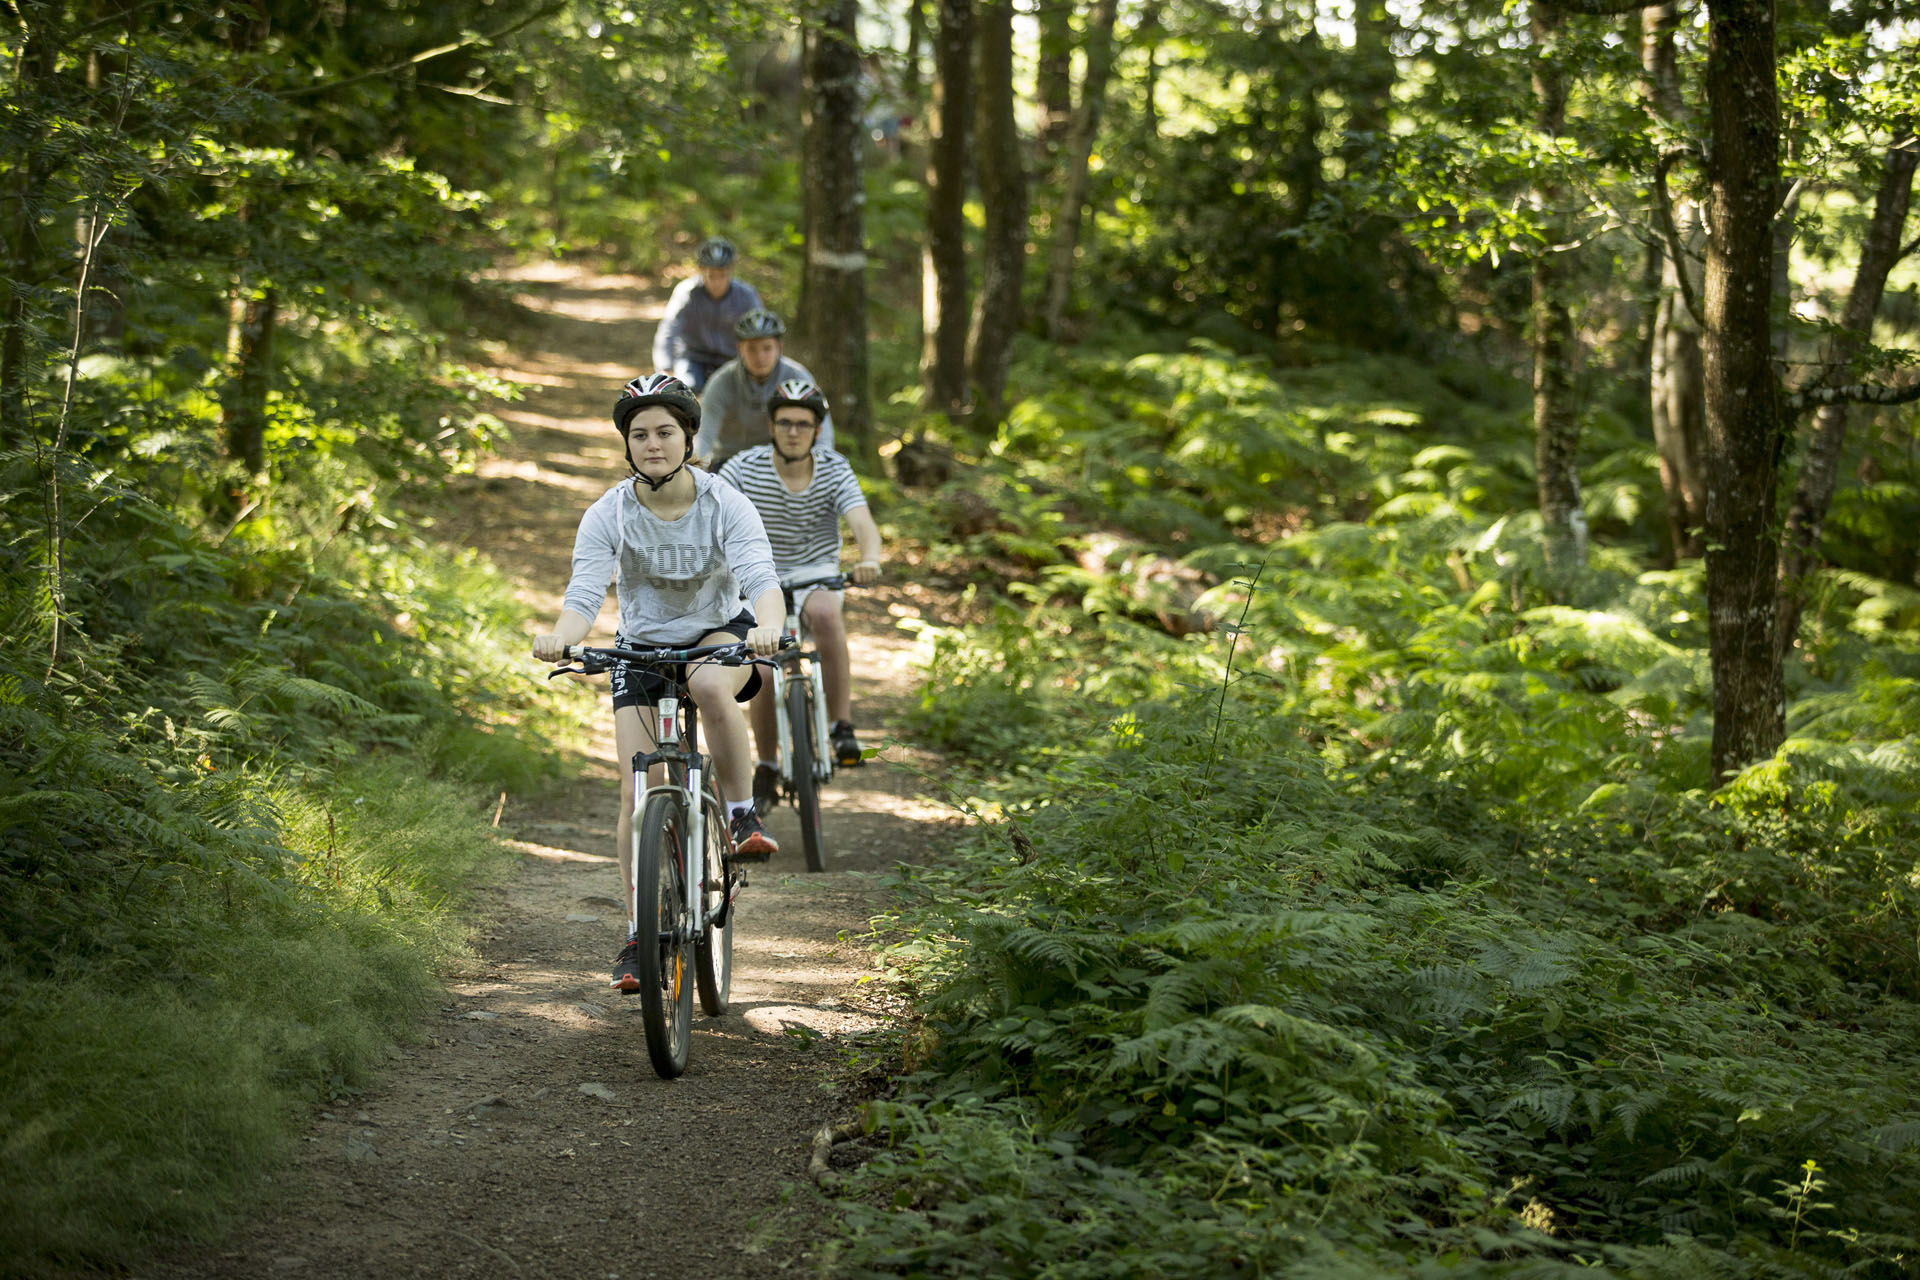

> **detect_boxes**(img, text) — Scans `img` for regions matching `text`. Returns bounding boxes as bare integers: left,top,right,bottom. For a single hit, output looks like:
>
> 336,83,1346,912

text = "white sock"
757,760,777,771
728,799,753,820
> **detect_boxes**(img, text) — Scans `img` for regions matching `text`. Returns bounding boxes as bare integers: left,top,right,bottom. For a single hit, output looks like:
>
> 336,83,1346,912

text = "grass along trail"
145,263,961,1279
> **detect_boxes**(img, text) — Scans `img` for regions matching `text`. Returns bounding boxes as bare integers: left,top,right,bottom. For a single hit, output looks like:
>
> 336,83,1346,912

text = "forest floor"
145,264,964,1279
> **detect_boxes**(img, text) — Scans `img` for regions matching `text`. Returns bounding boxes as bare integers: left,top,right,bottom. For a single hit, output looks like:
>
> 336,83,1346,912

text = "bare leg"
685,630,755,806
804,590,853,722
748,674,779,763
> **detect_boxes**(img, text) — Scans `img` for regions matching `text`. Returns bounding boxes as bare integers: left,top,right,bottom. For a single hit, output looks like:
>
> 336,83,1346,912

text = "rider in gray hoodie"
694,307,836,469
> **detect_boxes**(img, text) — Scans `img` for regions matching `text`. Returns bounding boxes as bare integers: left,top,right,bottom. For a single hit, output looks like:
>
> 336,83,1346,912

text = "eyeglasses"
772,419,815,431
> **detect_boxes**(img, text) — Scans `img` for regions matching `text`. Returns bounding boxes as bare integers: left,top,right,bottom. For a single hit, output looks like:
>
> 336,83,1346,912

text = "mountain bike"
762,571,858,874
549,639,774,1078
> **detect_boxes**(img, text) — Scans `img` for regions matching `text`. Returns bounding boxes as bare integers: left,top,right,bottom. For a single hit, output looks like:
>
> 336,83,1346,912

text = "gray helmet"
695,237,737,268
733,308,786,340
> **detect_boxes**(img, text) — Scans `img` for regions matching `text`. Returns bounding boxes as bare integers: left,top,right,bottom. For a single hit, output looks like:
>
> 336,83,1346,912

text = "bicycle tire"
695,779,733,1015
788,678,827,872
635,791,693,1078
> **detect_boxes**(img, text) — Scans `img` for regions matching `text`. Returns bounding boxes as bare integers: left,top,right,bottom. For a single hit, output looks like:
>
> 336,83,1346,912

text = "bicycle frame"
554,641,761,953
632,694,726,948
769,575,841,793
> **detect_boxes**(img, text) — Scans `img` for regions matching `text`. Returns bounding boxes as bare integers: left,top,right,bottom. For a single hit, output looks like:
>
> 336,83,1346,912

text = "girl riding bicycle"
531,373,785,991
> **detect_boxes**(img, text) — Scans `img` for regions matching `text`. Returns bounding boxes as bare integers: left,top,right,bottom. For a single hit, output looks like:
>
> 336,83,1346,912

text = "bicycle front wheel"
635,791,693,1078
695,780,733,1016
787,677,827,872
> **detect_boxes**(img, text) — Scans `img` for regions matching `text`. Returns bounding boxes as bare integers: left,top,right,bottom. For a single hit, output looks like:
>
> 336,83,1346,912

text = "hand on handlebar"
850,560,881,586
746,623,783,657
532,633,568,663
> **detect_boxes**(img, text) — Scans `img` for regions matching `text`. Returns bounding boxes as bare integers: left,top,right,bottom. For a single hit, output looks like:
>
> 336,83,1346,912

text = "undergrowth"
835,680,1920,1276
832,335,1920,1277
0,458,570,1274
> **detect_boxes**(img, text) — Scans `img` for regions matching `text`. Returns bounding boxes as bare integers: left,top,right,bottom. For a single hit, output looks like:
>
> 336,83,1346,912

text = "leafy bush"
842,683,1920,1277
0,452,568,1273
859,329,1920,1275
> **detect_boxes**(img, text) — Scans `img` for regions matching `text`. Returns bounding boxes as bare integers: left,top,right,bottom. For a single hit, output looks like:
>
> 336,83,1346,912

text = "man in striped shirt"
716,379,883,808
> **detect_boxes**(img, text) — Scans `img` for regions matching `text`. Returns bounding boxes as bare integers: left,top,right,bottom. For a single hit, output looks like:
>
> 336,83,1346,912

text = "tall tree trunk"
1641,1,1707,560
1,11,58,445
215,0,274,509
1041,0,1120,341
1531,3,1586,569
1702,0,1784,787
1775,143,1918,654
921,0,974,416
800,0,874,464
78,47,126,352
1344,1,1394,166
1035,0,1075,157
1139,0,1163,141
1288,19,1323,225
221,281,276,491
902,0,927,164
967,0,1028,426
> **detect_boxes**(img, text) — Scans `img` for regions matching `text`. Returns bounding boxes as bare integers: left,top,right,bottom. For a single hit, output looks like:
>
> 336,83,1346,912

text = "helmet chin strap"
628,441,692,491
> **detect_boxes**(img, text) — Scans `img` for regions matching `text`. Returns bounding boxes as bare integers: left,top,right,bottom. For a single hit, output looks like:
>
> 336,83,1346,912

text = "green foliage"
864,312,1920,1277
0,759,506,1273
0,444,565,1272
844,680,1920,1277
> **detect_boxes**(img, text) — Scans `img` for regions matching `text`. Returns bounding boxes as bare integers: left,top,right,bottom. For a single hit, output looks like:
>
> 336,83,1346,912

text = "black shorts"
609,610,763,711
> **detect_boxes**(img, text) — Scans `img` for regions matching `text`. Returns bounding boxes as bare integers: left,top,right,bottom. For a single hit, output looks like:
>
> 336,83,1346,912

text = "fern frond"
1639,1156,1717,1187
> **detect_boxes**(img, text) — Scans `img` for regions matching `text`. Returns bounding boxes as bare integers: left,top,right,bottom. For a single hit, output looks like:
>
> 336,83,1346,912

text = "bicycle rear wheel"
695,780,733,1015
787,678,827,872
635,791,693,1078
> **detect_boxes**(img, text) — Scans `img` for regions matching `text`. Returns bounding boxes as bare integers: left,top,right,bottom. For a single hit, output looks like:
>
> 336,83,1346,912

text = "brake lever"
546,664,601,680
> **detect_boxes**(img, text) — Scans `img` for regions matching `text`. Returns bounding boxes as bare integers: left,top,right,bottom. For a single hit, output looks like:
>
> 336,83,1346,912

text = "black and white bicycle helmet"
766,378,828,424
613,373,701,489
733,307,786,340
695,236,737,268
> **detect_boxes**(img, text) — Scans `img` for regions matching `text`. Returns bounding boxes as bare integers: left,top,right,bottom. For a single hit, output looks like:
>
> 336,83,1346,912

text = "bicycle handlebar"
779,568,885,594
779,572,847,592
546,637,793,680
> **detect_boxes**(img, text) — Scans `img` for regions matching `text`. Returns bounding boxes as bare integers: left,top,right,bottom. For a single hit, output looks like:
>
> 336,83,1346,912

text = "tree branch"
278,1,565,99
1549,0,1663,13
1775,173,1813,220
1655,146,1704,330
1784,381,1920,411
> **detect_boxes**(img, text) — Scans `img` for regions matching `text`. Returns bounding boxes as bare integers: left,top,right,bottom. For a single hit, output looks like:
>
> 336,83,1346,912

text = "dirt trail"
147,264,959,1280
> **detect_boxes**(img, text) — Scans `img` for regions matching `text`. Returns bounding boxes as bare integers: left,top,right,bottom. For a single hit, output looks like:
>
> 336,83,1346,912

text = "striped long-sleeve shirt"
715,445,867,573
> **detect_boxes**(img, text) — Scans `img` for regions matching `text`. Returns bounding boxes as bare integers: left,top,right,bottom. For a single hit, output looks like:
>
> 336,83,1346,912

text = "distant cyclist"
652,237,765,391
716,379,882,810
695,307,836,471
531,373,784,992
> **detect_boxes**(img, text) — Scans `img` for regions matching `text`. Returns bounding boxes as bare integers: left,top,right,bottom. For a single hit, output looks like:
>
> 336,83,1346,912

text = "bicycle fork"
625,697,708,947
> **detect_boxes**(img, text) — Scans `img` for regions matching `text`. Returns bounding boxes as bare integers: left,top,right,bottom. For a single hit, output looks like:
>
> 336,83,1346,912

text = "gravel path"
145,264,959,1279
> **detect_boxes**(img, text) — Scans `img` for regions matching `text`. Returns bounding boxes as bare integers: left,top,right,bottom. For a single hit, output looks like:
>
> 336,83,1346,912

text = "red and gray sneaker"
831,720,865,767
610,937,642,993
730,807,777,861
